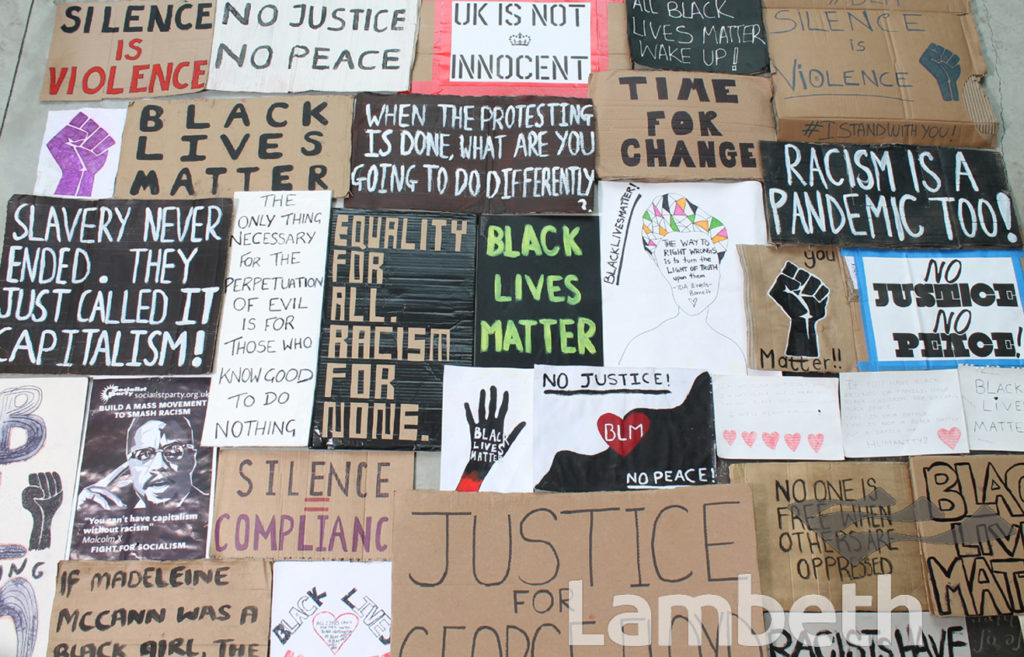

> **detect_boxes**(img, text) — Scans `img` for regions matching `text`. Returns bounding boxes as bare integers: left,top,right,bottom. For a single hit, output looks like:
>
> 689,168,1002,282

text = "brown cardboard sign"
763,0,998,147
114,95,353,198
211,449,414,560
730,461,929,610
43,1,214,101
49,559,272,657
739,245,866,374
392,487,764,657
590,70,775,181
909,455,1024,616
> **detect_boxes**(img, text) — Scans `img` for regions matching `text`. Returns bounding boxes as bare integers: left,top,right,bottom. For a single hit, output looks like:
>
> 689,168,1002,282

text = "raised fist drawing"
920,43,961,102
21,471,62,550
769,261,830,358
46,112,116,196
457,386,526,492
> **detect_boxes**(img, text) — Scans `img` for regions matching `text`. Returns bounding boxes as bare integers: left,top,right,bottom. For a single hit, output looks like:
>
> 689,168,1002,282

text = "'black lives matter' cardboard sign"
476,216,603,367
348,94,596,214
627,0,768,74
763,142,1022,248
0,196,230,374
590,70,775,181
311,211,476,450
115,95,353,198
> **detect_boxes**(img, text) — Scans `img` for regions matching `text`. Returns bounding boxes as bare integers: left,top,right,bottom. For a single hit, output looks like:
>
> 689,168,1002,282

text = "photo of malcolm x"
77,416,209,511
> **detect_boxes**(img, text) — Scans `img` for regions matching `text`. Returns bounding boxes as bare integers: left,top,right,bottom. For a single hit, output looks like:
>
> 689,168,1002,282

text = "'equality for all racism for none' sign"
203,191,331,448
762,142,1022,248
114,95,353,198
475,215,603,367
212,449,414,561
43,1,214,101
0,195,230,375
590,70,775,181
626,0,769,74
852,250,1024,371
348,94,597,214
207,0,420,93
311,211,476,450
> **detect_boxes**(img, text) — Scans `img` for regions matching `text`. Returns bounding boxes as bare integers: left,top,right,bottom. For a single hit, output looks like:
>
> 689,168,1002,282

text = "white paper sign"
770,613,969,657
208,0,419,92
202,190,331,447
0,377,89,657
600,181,767,374
713,374,844,460
532,366,716,490
271,561,391,657
959,365,1024,451
34,108,127,198
841,370,968,457
440,365,533,492
448,1,591,85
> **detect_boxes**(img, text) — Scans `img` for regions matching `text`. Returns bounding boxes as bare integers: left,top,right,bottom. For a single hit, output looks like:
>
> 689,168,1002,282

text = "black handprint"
768,261,830,358
920,43,961,102
457,386,526,492
21,472,62,550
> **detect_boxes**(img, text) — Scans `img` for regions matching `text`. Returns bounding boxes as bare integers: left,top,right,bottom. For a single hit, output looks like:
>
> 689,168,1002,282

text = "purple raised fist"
46,111,115,196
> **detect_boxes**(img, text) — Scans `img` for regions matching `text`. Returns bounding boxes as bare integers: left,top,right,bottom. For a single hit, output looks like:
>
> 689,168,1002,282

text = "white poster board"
959,365,1024,451
208,0,419,92
599,181,767,374
202,190,331,447
34,109,127,198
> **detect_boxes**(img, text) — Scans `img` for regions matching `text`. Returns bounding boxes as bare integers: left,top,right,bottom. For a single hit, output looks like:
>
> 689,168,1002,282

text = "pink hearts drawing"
722,430,737,445
312,612,359,653
784,433,801,451
762,431,780,449
807,434,825,453
741,431,756,447
598,412,651,457
937,427,962,450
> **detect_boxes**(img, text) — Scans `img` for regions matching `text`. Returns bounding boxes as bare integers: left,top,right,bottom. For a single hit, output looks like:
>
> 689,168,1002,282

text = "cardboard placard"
770,613,969,657
311,210,476,450
852,250,1024,370
114,95,353,198
626,0,768,74
729,461,929,609
42,1,214,101
763,0,998,147
476,215,603,366
958,365,1024,452
713,375,844,460
68,376,213,560
34,108,128,199
1,195,230,375
348,94,596,214
211,449,413,560
738,245,865,374
207,0,419,93
840,370,969,457
0,377,89,657
967,615,1024,657
533,366,716,491
202,191,331,448
392,487,764,657
410,0,631,96
590,70,775,181
762,142,1022,248
908,454,1024,616
599,181,767,373
270,561,392,657
49,559,272,657
440,365,534,492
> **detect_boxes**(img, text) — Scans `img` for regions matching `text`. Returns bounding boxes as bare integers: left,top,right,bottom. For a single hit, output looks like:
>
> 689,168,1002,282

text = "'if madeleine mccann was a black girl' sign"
763,141,1022,248
0,195,230,374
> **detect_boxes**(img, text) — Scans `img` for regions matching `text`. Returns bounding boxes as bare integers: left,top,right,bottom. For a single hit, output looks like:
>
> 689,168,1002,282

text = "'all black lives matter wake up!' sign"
0,195,230,374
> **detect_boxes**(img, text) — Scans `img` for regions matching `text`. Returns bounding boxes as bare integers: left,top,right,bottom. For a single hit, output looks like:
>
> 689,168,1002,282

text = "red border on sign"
409,0,618,97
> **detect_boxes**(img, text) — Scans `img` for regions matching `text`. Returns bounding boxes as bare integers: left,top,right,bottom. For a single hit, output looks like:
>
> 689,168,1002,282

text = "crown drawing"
509,32,531,46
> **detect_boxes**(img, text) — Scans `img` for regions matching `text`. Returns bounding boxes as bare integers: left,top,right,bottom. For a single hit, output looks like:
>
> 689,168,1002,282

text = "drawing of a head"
125,416,197,507
641,194,728,315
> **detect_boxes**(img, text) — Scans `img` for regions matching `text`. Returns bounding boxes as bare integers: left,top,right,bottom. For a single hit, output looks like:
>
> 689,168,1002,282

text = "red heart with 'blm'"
762,431,780,449
598,412,651,457
722,430,737,445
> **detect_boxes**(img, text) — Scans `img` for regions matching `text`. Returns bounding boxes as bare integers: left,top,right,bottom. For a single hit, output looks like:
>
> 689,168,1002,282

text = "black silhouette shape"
920,43,962,102
457,386,526,491
21,472,62,550
768,261,829,357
